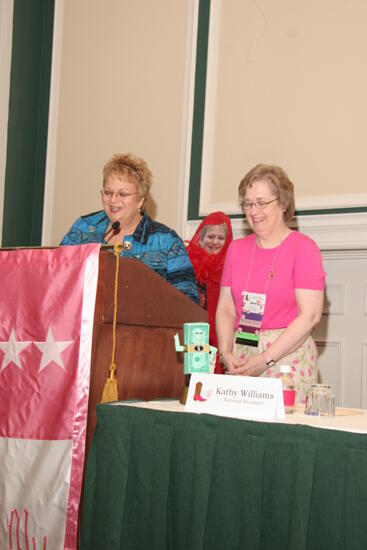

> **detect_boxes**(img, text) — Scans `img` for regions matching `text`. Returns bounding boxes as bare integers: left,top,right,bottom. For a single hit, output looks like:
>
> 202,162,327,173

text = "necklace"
266,244,282,285
256,227,291,249
246,234,287,294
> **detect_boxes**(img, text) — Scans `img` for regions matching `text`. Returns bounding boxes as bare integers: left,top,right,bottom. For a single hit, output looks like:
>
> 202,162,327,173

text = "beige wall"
210,0,367,206
49,0,367,245
51,0,189,244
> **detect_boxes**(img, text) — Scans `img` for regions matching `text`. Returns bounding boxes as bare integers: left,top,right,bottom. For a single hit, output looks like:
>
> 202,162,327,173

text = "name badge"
185,373,285,421
238,291,266,347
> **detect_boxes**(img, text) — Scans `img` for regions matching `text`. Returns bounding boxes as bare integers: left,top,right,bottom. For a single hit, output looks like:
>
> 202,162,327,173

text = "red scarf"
186,212,233,373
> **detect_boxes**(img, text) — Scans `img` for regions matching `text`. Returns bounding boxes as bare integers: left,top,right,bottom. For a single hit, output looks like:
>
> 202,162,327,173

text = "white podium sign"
185,373,285,421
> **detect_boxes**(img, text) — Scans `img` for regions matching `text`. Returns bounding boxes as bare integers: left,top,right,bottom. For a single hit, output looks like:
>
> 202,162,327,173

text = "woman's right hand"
219,351,245,374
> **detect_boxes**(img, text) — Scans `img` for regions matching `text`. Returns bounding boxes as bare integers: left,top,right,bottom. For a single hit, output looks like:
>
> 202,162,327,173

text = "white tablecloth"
113,399,367,434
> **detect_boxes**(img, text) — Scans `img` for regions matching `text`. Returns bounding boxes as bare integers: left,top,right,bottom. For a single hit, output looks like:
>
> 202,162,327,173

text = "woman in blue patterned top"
61,153,198,303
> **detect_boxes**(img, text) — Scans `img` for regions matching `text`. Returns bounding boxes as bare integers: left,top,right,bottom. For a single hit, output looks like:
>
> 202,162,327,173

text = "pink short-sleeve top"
220,231,326,330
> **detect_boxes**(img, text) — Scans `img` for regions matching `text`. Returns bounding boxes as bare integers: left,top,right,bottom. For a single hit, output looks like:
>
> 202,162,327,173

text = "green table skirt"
81,403,367,550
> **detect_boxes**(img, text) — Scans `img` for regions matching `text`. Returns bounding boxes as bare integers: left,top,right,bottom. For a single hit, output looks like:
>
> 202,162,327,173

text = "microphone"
102,221,120,243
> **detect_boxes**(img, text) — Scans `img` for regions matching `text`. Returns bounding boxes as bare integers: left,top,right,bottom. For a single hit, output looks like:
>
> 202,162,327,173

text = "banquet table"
80,400,367,550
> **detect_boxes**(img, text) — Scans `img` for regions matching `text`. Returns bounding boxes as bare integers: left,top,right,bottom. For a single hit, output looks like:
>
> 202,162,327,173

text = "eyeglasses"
241,197,279,210
101,190,138,200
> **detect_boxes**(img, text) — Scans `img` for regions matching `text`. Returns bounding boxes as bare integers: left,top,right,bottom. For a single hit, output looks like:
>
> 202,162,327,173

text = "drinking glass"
305,384,335,416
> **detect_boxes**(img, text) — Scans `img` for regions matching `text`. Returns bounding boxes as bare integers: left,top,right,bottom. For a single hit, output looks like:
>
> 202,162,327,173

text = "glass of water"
305,384,335,416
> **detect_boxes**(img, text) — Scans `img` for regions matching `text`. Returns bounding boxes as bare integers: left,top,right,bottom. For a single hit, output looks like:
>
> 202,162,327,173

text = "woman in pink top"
216,164,325,402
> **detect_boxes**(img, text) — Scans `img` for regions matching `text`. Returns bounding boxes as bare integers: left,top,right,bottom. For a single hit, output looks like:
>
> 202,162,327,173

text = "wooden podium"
86,249,208,453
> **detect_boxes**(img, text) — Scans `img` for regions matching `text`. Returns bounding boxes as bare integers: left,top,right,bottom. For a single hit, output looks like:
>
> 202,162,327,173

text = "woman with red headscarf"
186,212,233,373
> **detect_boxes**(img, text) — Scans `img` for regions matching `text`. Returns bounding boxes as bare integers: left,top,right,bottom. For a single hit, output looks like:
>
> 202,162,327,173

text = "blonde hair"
103,153,153,209
199,222,228,243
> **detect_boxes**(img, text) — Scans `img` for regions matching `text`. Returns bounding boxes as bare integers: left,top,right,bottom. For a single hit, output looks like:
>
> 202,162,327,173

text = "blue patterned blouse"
60,210,198,303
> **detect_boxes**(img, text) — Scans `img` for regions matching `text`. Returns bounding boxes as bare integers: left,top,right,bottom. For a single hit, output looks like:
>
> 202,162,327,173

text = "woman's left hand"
232,353,267,377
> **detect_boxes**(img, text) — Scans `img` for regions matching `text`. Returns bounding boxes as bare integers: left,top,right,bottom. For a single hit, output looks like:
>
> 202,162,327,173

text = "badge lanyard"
237,239,283,348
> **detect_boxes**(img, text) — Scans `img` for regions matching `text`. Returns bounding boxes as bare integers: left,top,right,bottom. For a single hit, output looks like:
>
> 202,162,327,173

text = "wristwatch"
263,354,276,368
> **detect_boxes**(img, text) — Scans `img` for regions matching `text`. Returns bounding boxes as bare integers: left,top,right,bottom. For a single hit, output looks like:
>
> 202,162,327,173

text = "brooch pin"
122,241,132,251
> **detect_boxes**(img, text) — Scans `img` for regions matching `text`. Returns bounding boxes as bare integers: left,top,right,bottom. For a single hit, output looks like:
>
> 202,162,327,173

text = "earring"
138,207,142,214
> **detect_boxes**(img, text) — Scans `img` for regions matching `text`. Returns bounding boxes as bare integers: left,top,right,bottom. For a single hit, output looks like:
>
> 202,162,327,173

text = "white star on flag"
0,328,32,370
34,327,73,372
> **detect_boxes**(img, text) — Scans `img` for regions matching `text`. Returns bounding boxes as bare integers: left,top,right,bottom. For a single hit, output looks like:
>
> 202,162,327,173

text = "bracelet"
219,350,231,360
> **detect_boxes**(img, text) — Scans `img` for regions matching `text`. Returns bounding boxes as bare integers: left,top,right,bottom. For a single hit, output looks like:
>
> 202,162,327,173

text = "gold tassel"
101,363,118,403
100,242,123,403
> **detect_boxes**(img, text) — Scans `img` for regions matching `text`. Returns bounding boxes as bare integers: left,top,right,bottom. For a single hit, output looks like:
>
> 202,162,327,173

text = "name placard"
185,373,285,421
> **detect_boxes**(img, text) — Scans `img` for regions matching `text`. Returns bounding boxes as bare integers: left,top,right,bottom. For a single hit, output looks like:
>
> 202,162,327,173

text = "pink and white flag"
0,243,100,550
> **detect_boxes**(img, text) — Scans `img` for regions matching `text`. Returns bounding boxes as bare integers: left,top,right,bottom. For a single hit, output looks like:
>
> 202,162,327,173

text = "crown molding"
185,212,367,252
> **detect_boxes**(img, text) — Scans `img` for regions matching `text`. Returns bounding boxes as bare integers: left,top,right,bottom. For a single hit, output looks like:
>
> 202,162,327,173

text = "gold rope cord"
101,242,123,403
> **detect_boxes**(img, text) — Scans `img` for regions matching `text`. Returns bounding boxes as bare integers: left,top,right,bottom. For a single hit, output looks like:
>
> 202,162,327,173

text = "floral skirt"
232,329,318,403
